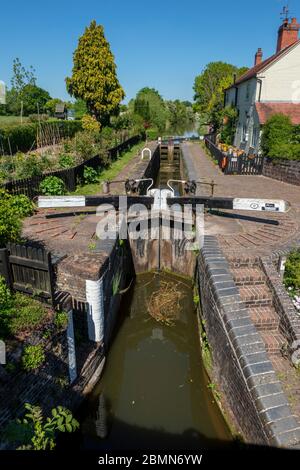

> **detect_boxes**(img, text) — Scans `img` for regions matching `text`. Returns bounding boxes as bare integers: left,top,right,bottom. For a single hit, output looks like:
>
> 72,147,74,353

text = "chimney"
254,48,263,66
277,17,300,52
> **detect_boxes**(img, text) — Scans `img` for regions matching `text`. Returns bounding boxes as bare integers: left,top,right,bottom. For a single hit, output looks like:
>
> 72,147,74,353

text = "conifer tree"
66,21,125,125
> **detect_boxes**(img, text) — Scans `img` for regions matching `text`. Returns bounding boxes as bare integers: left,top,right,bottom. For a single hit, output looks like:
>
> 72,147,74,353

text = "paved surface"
96,142,157,195
23,142,157,257
184,142,300,256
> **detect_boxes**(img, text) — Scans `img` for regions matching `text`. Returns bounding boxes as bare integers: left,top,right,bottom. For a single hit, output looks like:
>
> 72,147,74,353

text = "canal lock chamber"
65,143,234,450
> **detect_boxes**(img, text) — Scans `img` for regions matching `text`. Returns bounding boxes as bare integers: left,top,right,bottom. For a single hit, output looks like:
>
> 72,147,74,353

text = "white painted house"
225,17,300,154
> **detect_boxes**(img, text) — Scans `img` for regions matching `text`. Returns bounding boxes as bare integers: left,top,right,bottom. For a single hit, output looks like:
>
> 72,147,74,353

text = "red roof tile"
255,102,300,125
228,39,300,88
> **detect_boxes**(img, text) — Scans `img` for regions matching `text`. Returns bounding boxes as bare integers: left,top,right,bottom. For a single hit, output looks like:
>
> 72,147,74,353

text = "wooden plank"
8,255,49,270
12,282,51,299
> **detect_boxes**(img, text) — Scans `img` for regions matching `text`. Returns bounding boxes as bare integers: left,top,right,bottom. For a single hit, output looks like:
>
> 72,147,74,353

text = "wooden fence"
204,135,263,176
2,134,144,198
224,154,264,175
0,243,56,305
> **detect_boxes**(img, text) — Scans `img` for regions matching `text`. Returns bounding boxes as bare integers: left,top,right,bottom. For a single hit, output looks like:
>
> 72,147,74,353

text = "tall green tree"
66,20,125,126
193,62,248,128
11,58,36,92
6,85,51,116
132,87,168,132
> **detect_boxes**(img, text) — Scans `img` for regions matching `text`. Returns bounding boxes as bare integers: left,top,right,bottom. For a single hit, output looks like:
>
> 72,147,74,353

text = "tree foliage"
44,98,64,116
131,87,168,132
11,58,36,92
220,106,238,145
73,98,88,118
0,190,34,247
193,61,247,128
66,20,125,125
284,249,300,291
261,114,294,156
165,100,194,131
4,59,51,116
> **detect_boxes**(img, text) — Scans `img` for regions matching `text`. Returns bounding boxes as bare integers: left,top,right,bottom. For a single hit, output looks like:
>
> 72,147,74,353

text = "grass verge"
71,142,145,196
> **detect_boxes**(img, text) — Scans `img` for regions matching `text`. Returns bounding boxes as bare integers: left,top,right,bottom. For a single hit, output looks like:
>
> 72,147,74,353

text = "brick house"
225,17,300,155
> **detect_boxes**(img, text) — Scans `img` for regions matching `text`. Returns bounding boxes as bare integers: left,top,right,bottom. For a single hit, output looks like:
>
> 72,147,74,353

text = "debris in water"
147,281,184,326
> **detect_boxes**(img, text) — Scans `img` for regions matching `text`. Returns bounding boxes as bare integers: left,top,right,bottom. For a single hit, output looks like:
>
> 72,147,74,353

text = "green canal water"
76,272,232,450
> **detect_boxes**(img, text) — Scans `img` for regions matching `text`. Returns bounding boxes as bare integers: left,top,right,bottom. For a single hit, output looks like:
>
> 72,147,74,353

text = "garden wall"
263,158,300,186
197,236,300,448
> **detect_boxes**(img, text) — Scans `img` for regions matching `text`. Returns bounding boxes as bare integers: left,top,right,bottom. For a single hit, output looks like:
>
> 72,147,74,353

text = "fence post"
0,248,12,289
70,168,76,192
47,252,56,307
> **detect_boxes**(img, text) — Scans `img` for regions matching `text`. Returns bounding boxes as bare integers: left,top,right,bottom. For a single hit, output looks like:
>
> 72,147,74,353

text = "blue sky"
1,0,299,103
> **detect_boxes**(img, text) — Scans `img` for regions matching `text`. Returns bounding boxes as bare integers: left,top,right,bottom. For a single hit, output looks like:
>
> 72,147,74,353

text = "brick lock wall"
197,244,268,444
197,237,300,447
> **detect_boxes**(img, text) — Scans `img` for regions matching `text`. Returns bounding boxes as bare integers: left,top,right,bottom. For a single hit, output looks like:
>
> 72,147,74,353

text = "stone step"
231,267,266,286
239,285,273,307
249,306,280,331
260,331,287,356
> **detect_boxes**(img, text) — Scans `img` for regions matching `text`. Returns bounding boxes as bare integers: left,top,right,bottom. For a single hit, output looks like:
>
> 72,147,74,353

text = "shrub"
0,276,12,309
21,345,45,371
82,114,101,132
0,123,37,154
28,114,49,123
261,114,294,156
58,154,75,169
4,403,79,450
268,143,300,161
9,194,34,218
40,176,66,196
15,154,43,178
0,120,82,155
146,127,160,141
0,290,48,339
54,311,69,330
284,249,300,291
83,166,98,184
8,293,48,335
72,131,98,160
39,154,55,172
220,106,238,145
294,125,300,144
0,190,33,247
0,156,15,179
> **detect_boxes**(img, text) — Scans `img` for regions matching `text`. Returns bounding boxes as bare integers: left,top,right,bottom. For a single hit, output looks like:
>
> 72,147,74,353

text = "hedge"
0,120,82,155
268,143,300,161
